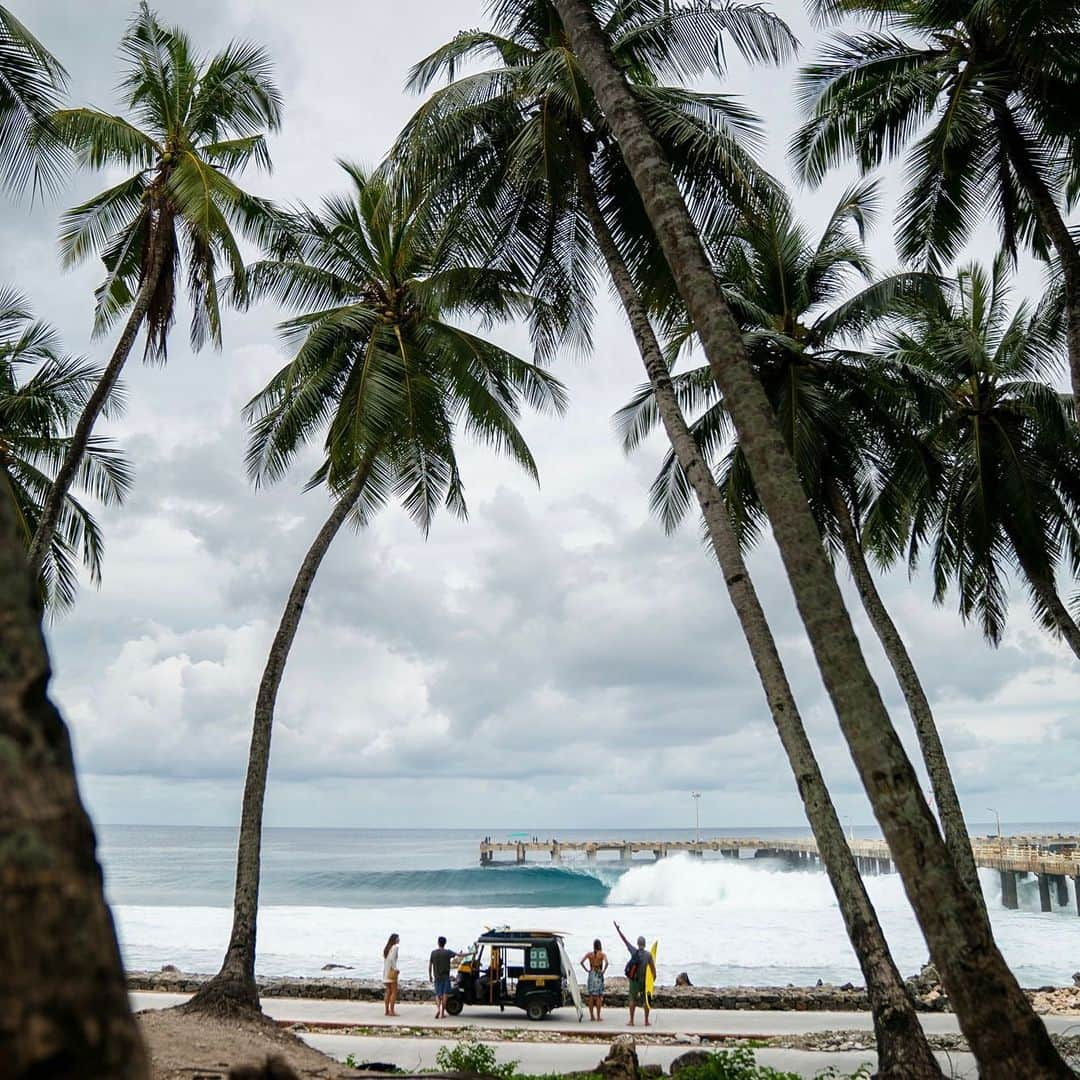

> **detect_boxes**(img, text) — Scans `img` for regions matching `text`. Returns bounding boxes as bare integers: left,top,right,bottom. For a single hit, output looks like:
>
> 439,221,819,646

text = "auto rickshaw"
445,929,583,1021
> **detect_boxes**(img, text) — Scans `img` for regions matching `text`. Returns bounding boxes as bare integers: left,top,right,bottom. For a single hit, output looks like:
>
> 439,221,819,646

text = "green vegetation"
434,1031,520,1079
672,1049,872,1080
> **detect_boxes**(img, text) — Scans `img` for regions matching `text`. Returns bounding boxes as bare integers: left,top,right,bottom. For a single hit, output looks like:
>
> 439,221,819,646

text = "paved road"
129,992,1080,1037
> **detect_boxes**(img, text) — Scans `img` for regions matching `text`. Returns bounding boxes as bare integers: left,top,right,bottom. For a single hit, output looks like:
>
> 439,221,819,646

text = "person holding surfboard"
613,921,656,1027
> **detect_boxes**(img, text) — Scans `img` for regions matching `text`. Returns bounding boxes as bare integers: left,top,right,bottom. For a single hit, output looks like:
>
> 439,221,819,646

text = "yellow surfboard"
645,940,658,1006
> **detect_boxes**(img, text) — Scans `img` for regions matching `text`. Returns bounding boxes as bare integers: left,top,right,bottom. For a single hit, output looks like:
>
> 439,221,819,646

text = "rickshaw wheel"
445,996,464,1016
525,1000,547,1022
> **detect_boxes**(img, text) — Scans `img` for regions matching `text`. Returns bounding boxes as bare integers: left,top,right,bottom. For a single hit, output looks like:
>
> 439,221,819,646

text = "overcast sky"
11,0,1078,832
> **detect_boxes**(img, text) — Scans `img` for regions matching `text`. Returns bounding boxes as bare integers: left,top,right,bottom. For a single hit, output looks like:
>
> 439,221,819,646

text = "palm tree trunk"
552,2,1070,1073
993,103,1080,407
184,464,373,1015
0,491,148,1077
577,165,941,1078
829,487,987,919
26,211,169,579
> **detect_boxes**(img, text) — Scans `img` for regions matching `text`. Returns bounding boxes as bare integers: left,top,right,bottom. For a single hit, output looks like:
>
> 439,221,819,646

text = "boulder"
669,1050,712,1075
597,1035,639,1080
1072,972,1080,988
159,964,180,974
674,972,693,987
321,963,354,971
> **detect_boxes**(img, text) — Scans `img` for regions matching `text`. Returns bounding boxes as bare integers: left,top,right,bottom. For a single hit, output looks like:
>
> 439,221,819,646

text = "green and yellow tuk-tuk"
446,929,583,1021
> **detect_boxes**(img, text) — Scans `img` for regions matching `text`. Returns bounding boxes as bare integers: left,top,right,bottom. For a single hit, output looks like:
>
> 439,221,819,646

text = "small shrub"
673,1049,799,1080
344,1056,358,1069
434,1032,519,1079
674,1049,872,1080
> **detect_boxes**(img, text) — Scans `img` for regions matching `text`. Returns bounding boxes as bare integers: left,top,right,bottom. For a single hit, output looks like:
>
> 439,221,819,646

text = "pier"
478,835,1080,914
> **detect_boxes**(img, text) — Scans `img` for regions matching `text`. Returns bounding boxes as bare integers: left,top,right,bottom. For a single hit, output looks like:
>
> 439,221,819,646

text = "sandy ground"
139,1007,362,1079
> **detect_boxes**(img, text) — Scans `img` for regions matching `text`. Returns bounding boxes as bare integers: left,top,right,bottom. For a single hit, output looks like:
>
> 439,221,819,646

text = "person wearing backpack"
613,921,656,1026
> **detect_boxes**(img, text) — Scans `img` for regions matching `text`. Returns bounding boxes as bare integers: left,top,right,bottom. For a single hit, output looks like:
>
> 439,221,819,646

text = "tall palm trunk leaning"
0,494,148,1079
27,218,167,578
623,187,986,918
551,0,1070,1074
26,2,281,583
187,463,372,1010
828,488,985,918
187,164,567,1014
577,170,940,1078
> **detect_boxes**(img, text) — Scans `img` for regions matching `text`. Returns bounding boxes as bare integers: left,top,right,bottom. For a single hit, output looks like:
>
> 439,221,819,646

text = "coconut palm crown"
0,289,130,610
617,180,927,547
397,0,794,356
51,0,282,358
0,4,69,196
243,161,568,517
877,256,1080,650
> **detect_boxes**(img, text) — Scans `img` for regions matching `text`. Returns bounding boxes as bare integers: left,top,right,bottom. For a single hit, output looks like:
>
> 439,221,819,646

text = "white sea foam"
114,854,1080,988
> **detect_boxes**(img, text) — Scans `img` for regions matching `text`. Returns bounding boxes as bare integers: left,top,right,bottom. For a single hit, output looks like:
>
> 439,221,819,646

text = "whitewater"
101,825,1080,989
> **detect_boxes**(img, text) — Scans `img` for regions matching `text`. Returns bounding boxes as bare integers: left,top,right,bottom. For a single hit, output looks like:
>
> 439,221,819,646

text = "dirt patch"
139,1006,361,1079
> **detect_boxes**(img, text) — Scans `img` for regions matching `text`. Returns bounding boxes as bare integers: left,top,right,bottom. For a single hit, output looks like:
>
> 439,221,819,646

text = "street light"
691,792,701,845
988,807,1002,853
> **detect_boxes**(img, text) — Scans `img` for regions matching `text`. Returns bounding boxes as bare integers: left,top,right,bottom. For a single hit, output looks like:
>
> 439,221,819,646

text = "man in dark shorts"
614,921,656,1026
429,935,455,1018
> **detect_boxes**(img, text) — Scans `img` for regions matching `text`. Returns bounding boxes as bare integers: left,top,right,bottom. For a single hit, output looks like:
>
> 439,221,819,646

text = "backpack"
625,958,639,980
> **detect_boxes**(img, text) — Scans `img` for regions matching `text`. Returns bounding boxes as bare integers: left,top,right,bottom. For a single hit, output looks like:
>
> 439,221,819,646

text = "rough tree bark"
578,165,942,1078
184,465,372,1015
27,203,170,579
0,480,148,1077
829,487,987,919
552,1,1070,1074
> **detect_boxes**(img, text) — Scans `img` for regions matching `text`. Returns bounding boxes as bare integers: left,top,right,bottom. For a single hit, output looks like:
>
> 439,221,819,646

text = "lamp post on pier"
691,791,701,845
988,807,1003,855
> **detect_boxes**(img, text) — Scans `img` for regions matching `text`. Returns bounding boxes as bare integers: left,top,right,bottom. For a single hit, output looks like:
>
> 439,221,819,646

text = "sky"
8,0,1079,832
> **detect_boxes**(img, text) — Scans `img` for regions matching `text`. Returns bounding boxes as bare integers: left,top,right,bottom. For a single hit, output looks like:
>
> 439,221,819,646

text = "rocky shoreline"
126,966,1080,1015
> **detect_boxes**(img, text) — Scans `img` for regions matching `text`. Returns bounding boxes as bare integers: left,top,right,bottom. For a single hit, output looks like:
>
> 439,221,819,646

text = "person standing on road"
429,935,455,1018
580,938,608,1021
382,932,400,1017
614,921,655,1027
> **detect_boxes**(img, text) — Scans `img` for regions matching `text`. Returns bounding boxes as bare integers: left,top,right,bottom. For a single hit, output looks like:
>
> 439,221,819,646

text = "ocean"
99,824,1080,989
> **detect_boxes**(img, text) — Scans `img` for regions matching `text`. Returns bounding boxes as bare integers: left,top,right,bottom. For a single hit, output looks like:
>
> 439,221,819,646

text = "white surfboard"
557,939,584,1021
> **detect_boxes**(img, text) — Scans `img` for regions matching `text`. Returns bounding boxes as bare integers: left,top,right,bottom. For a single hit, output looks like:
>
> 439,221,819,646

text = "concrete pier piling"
1001,870,1019,909
1039,873,1053,912
1055,875,1069,906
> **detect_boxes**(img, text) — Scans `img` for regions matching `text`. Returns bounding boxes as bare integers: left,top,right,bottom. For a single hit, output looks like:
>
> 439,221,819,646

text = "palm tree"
0,468,146,1080
399,0,785,356
551,0,1072,1074
26,1,282,580
0,289,131,611
400,5,941,1073
184,163,567,1014
619,183,986,917
879,256,1080,658
793,0,1080,408
0,4,69,196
